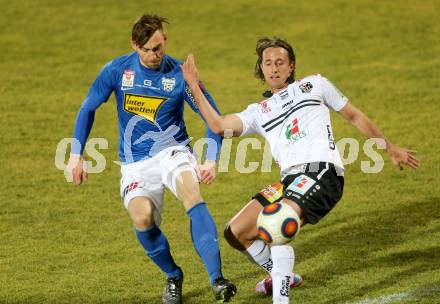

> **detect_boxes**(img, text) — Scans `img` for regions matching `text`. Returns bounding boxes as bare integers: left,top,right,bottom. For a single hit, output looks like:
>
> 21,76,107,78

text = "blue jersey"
72,52,222,163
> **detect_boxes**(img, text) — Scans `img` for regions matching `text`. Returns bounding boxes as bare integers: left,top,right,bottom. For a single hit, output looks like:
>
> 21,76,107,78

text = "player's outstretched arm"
181,54,243,137
67,101,99,185
66,61,114,185
339,102,419,170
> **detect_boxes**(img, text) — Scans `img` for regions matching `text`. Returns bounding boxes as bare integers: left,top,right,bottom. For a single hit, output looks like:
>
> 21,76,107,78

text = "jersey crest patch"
123,93,167,123
299,82,313,93
162,77,176,92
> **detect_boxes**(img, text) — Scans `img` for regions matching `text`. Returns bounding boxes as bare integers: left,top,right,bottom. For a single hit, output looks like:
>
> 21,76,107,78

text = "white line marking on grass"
349,286,440,304
351,292,412,304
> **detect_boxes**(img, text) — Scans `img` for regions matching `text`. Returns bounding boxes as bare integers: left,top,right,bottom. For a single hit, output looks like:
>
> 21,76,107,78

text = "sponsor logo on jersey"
121,87,134,91
299,82,313,93
259,100,271,113
285,118,307,143
122,70,135,88
286,175,316,195
327,124,336,150
134,79,160,90
162,77,176,92
123,94,167,123
282,99,295,109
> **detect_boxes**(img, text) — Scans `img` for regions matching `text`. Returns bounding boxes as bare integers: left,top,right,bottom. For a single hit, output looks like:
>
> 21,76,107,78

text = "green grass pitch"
1,0,439,303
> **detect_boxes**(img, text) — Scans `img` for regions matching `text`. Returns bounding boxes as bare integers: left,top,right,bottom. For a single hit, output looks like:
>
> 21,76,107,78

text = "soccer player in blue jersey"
67,14,236,303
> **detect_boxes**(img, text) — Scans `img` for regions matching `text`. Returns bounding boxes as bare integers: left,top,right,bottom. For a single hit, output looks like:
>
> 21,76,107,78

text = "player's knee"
187,190,202,203
182,191,203,209
131,213,155,229
127,197,156,229
224,225,247,251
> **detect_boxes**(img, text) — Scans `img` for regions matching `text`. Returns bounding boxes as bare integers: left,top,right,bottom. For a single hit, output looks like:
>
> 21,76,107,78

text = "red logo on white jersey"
285,118,307,143
259,100,271,113
291,118,299,135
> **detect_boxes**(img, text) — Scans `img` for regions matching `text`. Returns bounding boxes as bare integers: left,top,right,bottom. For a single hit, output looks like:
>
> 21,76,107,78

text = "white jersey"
236,74,347,174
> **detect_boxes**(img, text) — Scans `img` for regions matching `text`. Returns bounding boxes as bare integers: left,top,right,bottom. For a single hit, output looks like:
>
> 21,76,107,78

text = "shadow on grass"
183,267,270,303
136,195,440,304
295,196,440,303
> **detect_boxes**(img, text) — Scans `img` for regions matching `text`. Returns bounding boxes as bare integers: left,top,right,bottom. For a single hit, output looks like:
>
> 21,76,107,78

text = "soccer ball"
257,202,301,245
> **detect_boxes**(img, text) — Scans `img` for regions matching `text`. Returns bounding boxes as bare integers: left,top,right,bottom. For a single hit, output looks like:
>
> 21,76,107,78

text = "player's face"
261,47,294,91
133,30,167,70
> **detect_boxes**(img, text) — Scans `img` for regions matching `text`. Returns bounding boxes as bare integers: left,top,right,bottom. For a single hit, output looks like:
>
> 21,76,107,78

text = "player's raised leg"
175,170,236,302
127,197,183,304
225,199,274,269
224,197,302,296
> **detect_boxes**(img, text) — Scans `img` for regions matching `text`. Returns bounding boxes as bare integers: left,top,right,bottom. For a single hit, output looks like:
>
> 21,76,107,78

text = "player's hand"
181,54,199,87
387,143,419,170
198,160,216,185
67,154,88,185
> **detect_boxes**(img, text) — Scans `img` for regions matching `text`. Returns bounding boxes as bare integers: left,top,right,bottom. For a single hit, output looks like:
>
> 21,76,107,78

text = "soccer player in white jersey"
181,37,419,303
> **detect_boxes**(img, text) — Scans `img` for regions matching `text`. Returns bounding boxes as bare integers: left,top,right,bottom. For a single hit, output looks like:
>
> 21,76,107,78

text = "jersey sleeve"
183,81,223,161
71,62,116,155
319,75,348,111
235,103,260,136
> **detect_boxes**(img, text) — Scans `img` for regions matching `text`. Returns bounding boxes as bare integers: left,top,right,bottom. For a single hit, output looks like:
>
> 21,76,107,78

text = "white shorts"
120,146,199,225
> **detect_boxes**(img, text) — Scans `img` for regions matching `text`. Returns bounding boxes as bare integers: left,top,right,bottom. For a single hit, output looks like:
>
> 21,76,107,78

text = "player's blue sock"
187,202,222,285
135,225,182,279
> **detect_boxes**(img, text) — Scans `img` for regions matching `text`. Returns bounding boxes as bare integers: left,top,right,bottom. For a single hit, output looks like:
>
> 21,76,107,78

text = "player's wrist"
188,78,202,90
69,153,84,161
385,141,396,154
